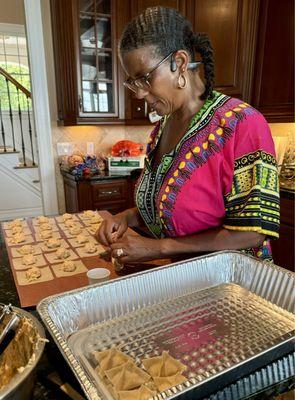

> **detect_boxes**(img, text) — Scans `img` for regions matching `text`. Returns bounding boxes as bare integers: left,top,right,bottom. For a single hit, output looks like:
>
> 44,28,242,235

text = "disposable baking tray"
37,251,295,400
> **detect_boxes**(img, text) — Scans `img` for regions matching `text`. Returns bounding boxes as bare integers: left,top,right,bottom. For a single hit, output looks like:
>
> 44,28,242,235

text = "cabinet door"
251,0,294,122
132,0,186,16
51,0,125,125
189,0,259,100
77,0,118,118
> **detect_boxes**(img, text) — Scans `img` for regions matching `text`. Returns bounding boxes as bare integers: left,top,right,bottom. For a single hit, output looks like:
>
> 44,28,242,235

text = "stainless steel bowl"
0,306,46,400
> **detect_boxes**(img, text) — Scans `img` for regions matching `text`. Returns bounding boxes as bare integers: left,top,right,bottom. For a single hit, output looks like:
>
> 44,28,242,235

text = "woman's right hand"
95,212,129,247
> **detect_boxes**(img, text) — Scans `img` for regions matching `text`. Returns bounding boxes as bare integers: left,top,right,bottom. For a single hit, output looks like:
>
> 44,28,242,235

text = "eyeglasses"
123,51,173,93
123,51,203,93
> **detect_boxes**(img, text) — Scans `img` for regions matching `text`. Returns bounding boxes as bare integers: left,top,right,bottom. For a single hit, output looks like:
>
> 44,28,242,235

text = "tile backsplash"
53,124,153,213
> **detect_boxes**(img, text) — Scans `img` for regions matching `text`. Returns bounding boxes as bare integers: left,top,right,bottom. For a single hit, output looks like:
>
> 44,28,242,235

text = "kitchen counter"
0,229,294,399
60,166,140,181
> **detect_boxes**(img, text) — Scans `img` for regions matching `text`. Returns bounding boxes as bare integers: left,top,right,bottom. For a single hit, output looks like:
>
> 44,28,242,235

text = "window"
0,31,31,111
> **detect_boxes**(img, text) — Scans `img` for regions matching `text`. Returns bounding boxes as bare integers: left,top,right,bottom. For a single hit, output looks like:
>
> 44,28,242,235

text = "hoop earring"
177,74,187,89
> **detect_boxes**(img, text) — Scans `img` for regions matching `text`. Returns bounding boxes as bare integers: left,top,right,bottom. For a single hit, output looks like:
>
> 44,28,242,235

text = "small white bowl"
87,268,110,285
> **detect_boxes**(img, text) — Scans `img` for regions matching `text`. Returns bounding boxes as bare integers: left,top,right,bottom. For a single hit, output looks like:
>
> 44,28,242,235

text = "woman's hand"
96,208,144,247
110,235,162,263
95,213,129,246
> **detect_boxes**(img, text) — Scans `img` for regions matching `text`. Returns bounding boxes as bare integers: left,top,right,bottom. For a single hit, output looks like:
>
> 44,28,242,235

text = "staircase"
0,67,43,220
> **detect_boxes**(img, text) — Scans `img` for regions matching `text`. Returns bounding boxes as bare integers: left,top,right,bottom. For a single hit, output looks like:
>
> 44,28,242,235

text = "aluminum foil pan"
37,251,295,400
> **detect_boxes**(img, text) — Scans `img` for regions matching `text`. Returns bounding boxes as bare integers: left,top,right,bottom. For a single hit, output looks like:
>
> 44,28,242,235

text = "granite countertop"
60,166,138,181
0,231,294,399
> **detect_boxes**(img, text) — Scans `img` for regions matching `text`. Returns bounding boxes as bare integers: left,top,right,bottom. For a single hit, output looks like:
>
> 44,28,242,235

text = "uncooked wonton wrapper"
93,347,132,378
105,360,150,391
142,351,186,378
117,384,157,400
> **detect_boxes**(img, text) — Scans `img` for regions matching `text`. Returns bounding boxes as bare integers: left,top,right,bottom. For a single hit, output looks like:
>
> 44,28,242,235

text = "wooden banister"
0,66,31,98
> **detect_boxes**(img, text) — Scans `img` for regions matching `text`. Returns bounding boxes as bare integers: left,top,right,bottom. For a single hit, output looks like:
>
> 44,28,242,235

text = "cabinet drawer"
91,180,127,202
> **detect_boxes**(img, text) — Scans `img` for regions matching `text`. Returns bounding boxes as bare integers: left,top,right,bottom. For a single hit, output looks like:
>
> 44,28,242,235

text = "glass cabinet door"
78,0,116,116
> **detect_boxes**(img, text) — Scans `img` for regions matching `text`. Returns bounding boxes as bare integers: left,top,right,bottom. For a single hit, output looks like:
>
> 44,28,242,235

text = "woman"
96,6,279,264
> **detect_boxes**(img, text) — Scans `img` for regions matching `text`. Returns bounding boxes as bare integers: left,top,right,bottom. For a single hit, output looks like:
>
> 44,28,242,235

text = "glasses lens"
135,77,149,90
123,81,137,92
124,77,150,92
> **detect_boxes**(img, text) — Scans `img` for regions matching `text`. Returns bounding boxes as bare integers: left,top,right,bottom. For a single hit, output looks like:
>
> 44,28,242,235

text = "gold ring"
116,248,124,257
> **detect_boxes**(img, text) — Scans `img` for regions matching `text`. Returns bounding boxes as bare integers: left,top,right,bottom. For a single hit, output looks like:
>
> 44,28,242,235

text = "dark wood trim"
238,0,260,102
185,0,195,24
50,0,78,125
0,67,31,98
250,0,294,119
250,0,268,107
220,0,260,100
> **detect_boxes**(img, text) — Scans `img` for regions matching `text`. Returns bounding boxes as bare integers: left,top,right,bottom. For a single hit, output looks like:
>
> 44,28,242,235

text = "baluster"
0,97,6,152
5,78,16,152
26,96,35,166
17,88,26,167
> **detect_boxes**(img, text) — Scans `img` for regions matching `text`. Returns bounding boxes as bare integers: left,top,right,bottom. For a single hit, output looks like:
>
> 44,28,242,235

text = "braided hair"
119,6,215,100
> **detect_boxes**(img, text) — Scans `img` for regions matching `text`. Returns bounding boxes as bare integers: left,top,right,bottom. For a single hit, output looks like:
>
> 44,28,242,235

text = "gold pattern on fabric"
224,150,279,238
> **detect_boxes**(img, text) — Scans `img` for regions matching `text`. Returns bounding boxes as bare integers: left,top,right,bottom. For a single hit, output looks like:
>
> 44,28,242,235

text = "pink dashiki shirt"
135,91,280,261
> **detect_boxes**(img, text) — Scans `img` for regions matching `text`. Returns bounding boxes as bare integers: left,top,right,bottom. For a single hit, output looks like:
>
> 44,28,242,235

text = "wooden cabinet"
62,172,137,214
50,0,126,125
251,0,294,122
188,0,259,101
271,190,295,272
50,0,294,125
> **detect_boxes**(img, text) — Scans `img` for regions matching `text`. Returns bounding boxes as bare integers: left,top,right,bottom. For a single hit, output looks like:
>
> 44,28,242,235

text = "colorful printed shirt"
135,91,280,261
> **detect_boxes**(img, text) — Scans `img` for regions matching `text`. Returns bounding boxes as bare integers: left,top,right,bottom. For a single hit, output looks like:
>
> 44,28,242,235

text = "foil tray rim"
37,250,295,400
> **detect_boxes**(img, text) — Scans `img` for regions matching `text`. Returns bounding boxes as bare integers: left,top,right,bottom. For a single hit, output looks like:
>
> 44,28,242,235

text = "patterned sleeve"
223,110,280,238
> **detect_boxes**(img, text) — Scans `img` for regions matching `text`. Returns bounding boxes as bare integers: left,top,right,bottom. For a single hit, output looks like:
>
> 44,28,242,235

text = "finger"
95,223,107,246
116,223,127,239
105,224,118,244
97,222,112,247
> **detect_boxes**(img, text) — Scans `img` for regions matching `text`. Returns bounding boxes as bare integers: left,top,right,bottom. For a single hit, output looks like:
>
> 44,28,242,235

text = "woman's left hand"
110,235,162,263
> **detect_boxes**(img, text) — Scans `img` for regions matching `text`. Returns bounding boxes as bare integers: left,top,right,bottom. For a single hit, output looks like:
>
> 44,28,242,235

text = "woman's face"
121,46,186,116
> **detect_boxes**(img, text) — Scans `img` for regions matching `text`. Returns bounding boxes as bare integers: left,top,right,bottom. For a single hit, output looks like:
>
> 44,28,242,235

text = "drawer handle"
100,190,119,195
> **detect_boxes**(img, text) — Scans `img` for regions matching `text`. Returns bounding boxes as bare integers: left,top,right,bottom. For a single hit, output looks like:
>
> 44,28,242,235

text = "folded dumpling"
117,384,157,400
94,347,132,377
105,360,150,391
142,351,186,378
153,373,187,392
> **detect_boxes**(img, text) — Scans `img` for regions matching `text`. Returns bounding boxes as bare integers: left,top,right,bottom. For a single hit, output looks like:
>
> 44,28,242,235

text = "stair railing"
0,66,36,167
